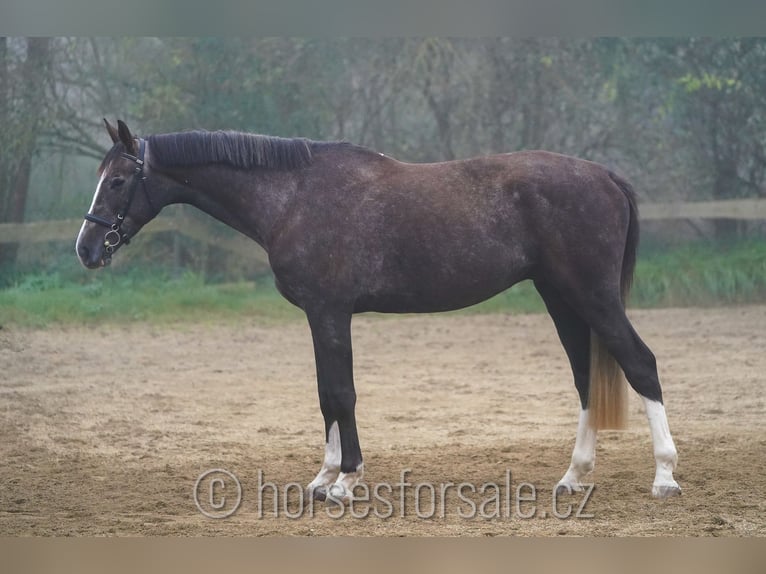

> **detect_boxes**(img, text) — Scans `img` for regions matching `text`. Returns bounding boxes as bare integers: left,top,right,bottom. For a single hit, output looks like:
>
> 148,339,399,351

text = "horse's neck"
168,164,298,250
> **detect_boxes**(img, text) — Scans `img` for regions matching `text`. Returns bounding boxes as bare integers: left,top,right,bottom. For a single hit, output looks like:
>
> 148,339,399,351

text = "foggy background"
2,37,765,283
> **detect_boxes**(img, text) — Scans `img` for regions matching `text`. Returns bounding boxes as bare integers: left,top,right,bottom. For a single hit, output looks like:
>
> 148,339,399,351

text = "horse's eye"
110,176,125,189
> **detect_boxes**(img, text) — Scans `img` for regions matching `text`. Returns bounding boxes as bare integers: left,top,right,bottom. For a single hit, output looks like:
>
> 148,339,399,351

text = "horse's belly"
353,261,529,314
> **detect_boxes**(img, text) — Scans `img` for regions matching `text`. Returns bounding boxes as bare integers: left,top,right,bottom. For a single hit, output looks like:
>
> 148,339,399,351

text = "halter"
84,138,154,262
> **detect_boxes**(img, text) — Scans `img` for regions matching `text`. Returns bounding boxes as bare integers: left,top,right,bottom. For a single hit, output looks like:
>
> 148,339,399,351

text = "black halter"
84,139,152,261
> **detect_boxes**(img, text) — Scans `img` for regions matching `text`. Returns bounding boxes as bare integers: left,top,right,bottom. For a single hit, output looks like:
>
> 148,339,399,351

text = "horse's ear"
104,118,120,144
117,119,137,155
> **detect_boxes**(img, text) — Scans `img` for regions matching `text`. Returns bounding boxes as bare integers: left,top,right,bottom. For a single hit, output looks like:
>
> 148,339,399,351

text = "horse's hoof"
555,483,582,496
309,486,328,502
652,483,682,498
327,483,351,505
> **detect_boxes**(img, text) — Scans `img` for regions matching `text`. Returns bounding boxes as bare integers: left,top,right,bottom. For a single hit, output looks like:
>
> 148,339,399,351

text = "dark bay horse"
76,120,681,501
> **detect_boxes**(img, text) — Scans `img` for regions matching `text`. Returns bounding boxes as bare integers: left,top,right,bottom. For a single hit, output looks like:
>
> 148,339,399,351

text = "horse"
76,119,681,502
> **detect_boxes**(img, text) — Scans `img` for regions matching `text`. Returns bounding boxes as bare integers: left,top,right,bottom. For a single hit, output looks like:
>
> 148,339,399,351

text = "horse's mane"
146,130,315,170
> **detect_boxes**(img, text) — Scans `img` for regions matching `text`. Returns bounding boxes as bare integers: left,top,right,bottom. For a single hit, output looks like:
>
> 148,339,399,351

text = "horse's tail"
616,172,639,304
587,172,638,430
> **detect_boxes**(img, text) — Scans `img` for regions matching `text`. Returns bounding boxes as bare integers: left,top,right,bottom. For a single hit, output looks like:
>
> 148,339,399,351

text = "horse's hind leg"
535,280,598,494
575,291,681,498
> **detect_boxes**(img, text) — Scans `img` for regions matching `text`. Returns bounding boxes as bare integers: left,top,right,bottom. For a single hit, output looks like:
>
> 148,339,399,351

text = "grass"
0,271,301,328
631,240,766,307
2,240,765,327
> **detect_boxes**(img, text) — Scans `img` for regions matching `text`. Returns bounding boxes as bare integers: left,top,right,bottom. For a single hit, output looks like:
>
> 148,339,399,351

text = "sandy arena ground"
0,306,764,536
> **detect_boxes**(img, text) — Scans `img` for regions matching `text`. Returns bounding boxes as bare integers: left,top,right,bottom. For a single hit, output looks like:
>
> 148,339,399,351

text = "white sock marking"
307,421,341,491
643,398,680,496
557,408,597,492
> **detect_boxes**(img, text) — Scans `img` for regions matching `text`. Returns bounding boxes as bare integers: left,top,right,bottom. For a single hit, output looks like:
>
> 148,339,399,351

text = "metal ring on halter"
104,228,122,251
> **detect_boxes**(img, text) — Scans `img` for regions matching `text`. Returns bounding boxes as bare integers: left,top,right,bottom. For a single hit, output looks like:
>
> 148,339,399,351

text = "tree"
674,39,766,238
0,37,52,268
624,38,766,239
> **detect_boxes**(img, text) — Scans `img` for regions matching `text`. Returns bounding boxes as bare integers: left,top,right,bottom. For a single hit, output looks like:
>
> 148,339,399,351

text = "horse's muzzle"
76,243,108,269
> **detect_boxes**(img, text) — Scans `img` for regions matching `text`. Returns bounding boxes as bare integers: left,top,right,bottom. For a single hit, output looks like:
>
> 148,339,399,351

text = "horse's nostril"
77,244,90,260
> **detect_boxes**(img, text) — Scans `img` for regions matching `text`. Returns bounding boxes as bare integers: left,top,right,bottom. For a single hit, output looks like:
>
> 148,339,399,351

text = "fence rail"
639,198,766,220
1,198,765,258
0,215,270,265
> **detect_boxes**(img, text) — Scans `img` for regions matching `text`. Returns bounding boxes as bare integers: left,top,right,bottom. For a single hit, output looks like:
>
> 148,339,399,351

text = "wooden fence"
1,199,765,260
0,214,270,266
638,198,766,221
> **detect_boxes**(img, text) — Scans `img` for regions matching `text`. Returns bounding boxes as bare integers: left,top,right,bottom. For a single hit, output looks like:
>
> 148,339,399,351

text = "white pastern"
307,421,341,492
557,408,598,492
643,398,681,497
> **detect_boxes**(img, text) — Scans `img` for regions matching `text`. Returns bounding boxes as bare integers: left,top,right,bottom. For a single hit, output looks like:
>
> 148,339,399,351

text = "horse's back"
276,147,632,313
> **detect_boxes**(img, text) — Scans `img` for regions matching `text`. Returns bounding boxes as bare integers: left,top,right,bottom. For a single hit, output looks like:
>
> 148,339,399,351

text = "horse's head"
76,119,159,268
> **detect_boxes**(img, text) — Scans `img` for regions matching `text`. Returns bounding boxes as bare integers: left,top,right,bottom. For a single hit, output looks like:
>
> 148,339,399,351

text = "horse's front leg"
305,308,363,503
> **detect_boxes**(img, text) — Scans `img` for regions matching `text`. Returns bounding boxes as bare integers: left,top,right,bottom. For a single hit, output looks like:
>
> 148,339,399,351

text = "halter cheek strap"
84,138,152,258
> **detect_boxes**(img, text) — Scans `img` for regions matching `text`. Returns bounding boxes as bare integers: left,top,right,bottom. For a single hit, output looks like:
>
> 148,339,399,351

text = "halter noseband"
84,138,153,262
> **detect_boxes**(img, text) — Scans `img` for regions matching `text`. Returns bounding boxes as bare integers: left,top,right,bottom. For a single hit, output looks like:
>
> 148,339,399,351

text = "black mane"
146,130,314,170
